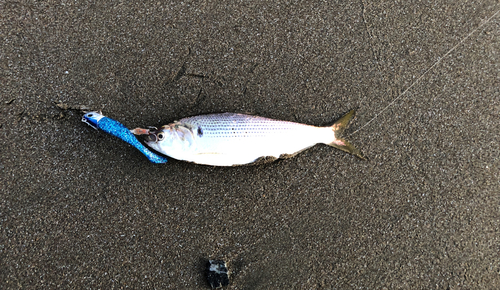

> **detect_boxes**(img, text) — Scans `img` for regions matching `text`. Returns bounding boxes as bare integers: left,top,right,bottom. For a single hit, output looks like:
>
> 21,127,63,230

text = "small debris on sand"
206,260,229,289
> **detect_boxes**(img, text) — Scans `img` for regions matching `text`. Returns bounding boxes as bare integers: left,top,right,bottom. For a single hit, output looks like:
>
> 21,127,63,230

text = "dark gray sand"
2,1,499,288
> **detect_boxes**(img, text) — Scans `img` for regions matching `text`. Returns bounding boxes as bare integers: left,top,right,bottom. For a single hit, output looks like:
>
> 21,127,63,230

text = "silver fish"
131,109,365,166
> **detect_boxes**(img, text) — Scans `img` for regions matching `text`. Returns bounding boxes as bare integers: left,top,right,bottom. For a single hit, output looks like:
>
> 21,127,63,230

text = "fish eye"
157,132,165,141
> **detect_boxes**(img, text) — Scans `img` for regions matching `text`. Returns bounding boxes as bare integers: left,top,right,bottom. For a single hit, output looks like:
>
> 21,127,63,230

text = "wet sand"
2,1,499,288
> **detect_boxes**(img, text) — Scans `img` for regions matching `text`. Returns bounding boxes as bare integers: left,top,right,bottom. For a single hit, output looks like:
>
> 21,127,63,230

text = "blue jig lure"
82,112,168,163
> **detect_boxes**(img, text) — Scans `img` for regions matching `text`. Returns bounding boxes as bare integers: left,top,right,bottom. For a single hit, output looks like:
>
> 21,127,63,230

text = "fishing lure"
131,109,365,166
82,111,168,164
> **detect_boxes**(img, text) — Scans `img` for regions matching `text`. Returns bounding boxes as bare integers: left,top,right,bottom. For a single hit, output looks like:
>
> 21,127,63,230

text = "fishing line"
350,8,500,136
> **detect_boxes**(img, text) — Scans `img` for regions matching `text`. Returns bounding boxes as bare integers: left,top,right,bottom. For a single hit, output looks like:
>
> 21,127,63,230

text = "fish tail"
327,109,366,160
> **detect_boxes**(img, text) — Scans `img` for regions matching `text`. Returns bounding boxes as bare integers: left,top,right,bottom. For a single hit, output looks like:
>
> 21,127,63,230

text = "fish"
131,109,365,166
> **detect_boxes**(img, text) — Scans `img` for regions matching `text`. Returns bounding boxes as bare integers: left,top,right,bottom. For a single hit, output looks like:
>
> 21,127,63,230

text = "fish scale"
182,113,303,138
177,113,327,161
132,110,365,166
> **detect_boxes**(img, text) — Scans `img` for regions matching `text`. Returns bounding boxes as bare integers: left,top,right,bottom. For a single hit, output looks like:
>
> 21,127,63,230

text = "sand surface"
2,1,499,288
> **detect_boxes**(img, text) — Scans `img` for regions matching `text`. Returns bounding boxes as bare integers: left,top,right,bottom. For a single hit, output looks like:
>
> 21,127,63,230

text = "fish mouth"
131,127,161,143
143,134,157,142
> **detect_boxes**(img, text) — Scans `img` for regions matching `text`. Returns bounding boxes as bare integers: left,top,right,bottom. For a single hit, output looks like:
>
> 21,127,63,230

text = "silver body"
144,113,337,166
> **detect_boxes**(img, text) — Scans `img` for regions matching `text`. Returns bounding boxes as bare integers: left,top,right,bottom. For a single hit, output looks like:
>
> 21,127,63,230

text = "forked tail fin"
328,109,366,160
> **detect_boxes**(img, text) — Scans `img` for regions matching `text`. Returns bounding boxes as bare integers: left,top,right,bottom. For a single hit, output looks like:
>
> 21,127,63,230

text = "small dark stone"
206,260,229,289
